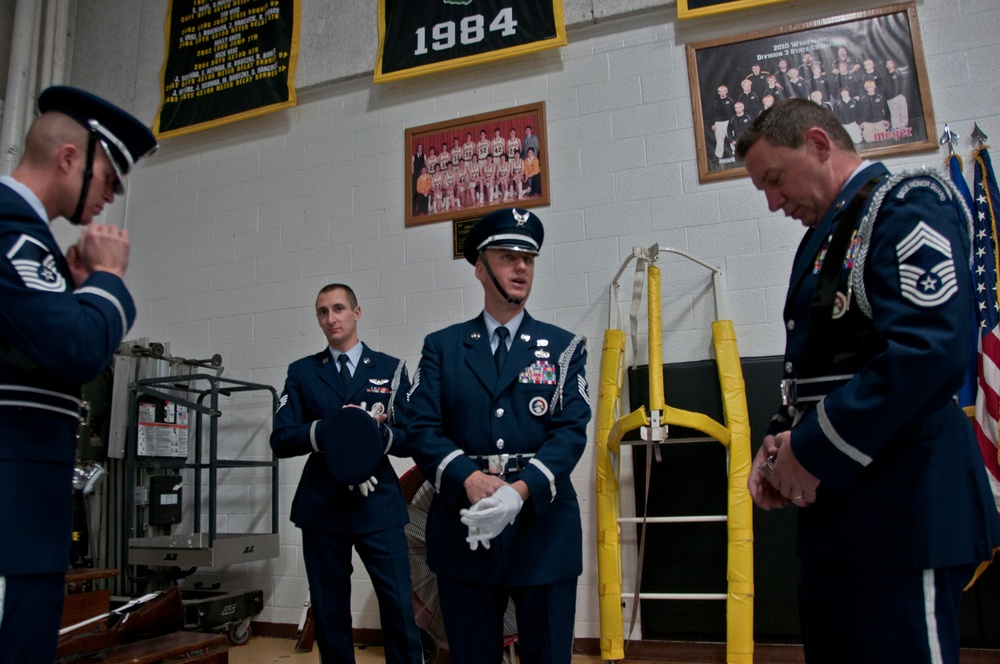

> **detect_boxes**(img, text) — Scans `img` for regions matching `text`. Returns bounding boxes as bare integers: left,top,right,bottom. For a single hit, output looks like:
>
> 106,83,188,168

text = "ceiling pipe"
51,0,70,85
1,0,68,177
0,0,39,176
39,0,58,90
23,0,44,126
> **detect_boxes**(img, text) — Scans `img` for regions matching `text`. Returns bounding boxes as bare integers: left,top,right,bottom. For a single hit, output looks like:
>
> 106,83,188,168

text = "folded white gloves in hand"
465,524,491,551
350,475,378,497
459,485,523,543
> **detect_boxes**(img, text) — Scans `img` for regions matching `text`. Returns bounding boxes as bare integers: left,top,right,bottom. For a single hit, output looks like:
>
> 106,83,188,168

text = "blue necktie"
494,326,509,374
337,354,351,387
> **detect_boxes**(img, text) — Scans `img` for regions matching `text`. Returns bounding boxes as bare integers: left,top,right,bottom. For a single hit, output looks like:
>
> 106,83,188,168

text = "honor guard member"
0,86,157,663
407,208,591,664
270,284,422,664
737,99,1000,664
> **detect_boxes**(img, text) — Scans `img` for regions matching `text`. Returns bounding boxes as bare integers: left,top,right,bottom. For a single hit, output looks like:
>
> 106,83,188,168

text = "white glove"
459,485,523,541
351,475,378,497
465,524,491,551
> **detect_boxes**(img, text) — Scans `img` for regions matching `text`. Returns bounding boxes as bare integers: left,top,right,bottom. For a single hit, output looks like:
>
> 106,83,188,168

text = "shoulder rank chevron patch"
895,221,957,308
6,234,66,292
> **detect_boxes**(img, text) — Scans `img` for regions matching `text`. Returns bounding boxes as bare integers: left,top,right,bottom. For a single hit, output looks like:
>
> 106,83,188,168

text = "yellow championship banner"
374,0,566,84
155,0,300,139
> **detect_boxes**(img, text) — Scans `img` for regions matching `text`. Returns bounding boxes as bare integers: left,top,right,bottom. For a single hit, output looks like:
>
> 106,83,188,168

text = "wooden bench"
62,568,119,631
93,631,227,663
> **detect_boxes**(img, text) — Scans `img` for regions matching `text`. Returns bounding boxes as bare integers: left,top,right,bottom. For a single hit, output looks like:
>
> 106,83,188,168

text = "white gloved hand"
459,485,523,541
465,524,491,551
354,475,378,497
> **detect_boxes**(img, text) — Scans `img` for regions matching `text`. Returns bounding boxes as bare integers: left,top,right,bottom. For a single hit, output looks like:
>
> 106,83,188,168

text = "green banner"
155,0,299,138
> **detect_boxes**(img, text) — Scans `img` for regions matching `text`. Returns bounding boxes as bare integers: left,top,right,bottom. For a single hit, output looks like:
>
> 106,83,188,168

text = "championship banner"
155,0,300,139
374,0,566,84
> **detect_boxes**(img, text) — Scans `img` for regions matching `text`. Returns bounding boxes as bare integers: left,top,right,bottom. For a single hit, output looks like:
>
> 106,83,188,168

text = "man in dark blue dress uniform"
736,99,1000,664
0,86,157,663
407,208,591,664
270,284,421,664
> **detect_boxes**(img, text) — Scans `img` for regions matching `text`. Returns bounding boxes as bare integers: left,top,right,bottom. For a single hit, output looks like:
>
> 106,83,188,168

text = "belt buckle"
488,454,509,478
780,379,796,407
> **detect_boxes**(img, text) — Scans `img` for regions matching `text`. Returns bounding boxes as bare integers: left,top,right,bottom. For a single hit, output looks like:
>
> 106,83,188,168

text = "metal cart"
122,372,279,642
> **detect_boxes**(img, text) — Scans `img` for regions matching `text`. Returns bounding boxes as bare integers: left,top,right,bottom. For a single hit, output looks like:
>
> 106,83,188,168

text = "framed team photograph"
677,0,790,21
405,101,550,227
685,2,935,183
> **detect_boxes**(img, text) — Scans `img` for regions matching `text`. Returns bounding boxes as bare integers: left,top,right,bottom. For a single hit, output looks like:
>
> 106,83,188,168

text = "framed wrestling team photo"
677,0,790,21
685,2,935,183
405,101,550,228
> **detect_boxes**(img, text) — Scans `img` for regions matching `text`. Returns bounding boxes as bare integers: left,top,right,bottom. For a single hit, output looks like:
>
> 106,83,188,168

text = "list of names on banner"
165,1,287,103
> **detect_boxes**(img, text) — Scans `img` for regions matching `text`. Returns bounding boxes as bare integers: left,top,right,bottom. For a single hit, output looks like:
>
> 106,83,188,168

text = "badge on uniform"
7,234,66,292
832,292,849,319
529,396,548,416
367,378,391,395
895,221,957,307
843,233,860,270
812,238,829,274
519,360,557,385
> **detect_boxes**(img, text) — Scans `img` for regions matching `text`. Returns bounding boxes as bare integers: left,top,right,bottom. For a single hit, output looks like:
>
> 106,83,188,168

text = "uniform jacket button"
496,438,505,449
495,408,504,418
785,361,794,374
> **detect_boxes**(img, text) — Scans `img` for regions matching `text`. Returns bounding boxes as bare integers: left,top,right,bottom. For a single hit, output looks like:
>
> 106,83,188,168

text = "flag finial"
972,123,989,151
940,124,960,155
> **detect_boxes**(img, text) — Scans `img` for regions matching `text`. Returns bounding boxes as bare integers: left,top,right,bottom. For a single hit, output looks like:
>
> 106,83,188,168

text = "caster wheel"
419,628,438,664
228,621,252,645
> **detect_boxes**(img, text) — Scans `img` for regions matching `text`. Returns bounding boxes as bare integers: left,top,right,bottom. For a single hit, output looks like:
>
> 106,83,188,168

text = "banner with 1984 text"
374,0,566,84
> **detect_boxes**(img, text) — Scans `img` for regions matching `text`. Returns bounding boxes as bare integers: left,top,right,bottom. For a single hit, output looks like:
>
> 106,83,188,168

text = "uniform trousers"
799,561,977,664
861,121,885,143
437,575,577,664
0,571,65,664
713,120,730,159
302,527,422,664
887,95,908,129
842,121,863,144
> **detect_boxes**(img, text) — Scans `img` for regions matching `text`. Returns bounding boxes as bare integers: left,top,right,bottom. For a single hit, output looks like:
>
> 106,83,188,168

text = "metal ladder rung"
620,436,716,446
617,515,727,524
625,592,728,601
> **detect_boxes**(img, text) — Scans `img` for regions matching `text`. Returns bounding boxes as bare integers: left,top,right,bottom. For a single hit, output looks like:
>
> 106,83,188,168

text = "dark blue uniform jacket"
270,343,411,535
773,163,1000,570
407,312,590,586
0,182,136,574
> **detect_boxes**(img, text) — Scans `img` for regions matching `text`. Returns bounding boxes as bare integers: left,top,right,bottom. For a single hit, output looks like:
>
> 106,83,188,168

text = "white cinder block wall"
44,0,1000,638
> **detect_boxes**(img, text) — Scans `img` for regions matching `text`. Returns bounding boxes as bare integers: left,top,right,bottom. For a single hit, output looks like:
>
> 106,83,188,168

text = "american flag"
971,146,1000,513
